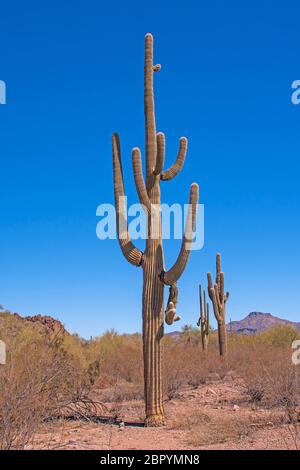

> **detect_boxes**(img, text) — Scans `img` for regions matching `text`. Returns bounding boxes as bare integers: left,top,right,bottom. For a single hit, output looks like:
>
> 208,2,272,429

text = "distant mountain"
227,312,300,335
165,330,181,339
165,312,300,338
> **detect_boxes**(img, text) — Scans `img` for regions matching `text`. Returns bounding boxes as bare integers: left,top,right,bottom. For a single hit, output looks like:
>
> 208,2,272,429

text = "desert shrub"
101,383,144,403
257,325,300,347
229,343,300,416
228,325,300,348
0,339,89,449
180,325,202,344
228,327,300,413
88,330,143,387
60,333,90,369
163,336,228,399
85,328,228,399
171,410,250,446
0,313,92,449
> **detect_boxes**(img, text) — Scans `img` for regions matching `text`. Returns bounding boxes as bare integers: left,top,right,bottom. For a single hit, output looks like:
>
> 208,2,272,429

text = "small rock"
119,421,125,431
233,405,240,412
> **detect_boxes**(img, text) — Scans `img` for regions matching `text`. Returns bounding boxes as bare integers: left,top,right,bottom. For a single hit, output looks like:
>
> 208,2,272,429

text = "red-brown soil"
30,374,299,450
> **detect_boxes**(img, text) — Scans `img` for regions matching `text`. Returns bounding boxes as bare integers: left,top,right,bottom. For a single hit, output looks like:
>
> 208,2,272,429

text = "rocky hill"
24,314,68,335
0,311,69,337
227,312,300,335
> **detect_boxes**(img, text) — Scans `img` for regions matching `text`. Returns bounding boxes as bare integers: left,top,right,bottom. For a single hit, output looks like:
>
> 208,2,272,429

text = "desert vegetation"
0,310,299,449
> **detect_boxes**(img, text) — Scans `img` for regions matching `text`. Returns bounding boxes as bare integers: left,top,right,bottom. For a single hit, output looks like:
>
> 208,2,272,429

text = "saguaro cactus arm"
132,147,151,213
198,285,210,350
206,300,210,333
208,285,221,322
112,133,143,267
153,132,165,175
165,283,181,325
160,182,199,285
203,290,210,334
160,137,188,181
216,252,221,285
207,272,213,291
219,272,225,304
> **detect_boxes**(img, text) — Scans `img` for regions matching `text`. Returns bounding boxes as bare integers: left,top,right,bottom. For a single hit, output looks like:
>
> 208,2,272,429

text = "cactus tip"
145,32,153,40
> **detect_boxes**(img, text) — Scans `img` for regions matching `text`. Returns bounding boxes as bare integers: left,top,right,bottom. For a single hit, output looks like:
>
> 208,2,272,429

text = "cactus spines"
112,33,199,426
197,285,209,351
207,253,229,358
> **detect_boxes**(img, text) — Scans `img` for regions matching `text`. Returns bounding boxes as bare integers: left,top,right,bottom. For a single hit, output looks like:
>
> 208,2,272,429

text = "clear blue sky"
1,1,299,337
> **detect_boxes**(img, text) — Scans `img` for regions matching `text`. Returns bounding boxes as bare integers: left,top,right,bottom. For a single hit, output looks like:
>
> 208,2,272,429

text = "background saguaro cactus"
207,254,229,357
112,33,199,426
197,285,209,351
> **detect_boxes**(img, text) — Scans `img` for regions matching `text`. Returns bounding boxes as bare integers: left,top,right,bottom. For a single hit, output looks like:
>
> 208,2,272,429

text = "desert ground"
1,311,299,451
31,373,299,450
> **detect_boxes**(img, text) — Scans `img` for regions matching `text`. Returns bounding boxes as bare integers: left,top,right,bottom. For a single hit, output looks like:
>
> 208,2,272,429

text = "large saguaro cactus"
207,254,229,357
197,285,209,351
112,33,199,426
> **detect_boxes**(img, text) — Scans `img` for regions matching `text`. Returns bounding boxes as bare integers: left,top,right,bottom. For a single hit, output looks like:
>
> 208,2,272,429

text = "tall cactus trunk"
142,185,165,424
142,250,165,425
217,320,227,357
111,33,199,426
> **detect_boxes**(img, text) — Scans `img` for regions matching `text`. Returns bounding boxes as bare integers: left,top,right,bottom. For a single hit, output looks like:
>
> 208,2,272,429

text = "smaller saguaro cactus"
197,285,209,351
207,253,229,357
